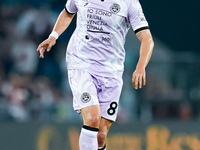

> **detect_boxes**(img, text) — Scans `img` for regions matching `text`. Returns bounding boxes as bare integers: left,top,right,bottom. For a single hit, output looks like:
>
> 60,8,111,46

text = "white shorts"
68,69,123,122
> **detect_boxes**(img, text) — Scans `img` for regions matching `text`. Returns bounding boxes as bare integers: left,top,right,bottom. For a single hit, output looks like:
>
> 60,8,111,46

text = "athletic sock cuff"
98,144,106,150
81,125,99,137
83,125,99,132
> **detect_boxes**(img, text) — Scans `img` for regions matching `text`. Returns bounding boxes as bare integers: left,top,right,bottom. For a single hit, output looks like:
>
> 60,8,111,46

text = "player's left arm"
132,29,154,89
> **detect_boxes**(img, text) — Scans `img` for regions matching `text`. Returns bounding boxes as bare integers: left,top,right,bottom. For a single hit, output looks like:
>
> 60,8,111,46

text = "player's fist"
37,36,56,58
132,68,146,89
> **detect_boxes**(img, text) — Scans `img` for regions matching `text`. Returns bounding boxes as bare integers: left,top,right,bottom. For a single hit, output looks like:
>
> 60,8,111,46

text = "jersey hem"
67,66,123,79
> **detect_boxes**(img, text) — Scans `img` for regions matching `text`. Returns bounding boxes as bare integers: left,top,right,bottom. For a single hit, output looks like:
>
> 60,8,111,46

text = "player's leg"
97,76,123,150
81,105,101,128
68,69,101,150
98,117,112,150
79,105,101,150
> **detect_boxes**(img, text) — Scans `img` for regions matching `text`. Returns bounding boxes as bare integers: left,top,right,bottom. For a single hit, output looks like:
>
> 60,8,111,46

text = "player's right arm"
37,9,75,58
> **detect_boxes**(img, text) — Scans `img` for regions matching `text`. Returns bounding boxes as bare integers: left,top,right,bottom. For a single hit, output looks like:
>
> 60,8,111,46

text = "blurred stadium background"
0,0,200,149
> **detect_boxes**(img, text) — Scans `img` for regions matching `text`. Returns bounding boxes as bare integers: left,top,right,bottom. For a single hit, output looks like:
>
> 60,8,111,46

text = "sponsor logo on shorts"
110,3,120,14
81,92,91,103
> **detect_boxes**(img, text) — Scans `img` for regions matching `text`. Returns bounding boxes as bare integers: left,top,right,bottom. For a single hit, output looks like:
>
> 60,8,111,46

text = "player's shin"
79,125,99,150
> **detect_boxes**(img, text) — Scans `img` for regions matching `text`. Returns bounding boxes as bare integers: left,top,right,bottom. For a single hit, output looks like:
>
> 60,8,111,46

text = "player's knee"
97,131,107,146
85,114,101,127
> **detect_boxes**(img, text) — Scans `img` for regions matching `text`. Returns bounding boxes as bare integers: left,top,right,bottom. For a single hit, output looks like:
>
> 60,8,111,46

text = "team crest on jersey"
110,3,120,14
81,92,91,103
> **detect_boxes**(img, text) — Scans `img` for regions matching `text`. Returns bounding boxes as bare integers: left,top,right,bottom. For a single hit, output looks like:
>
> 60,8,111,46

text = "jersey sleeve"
65,0,77,15
128,0,149,34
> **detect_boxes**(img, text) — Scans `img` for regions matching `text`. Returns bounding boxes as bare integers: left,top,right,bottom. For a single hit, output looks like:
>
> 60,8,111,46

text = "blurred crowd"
1,1,200,123
0,2,77,122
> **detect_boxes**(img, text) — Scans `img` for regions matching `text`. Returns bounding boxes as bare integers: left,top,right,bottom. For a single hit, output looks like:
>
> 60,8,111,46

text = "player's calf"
98,131,107,147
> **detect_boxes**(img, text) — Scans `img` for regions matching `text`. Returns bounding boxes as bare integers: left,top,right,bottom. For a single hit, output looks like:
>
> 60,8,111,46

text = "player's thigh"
68,69,99,113
99,117,112,133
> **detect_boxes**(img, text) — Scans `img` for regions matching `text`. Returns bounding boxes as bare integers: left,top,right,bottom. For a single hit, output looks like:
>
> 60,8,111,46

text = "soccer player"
37,0,154,149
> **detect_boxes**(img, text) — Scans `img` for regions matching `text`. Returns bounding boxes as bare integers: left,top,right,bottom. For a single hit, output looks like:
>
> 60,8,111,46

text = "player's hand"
37,36,56,58
132,67,146,89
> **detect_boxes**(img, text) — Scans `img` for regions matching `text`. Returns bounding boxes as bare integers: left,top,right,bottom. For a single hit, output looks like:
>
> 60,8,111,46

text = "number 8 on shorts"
107,102,118,115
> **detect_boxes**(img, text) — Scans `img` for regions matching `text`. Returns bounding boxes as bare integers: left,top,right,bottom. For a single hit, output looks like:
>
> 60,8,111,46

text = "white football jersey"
65,0,149,78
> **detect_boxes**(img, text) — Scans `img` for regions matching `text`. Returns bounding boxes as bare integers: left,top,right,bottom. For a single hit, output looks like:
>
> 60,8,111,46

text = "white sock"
79,125,99,150
98,144,106,150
